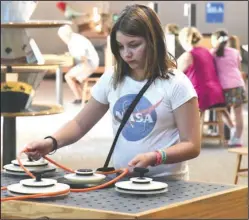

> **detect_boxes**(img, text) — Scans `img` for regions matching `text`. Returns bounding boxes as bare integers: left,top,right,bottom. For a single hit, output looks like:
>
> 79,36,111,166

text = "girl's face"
116,31,147,71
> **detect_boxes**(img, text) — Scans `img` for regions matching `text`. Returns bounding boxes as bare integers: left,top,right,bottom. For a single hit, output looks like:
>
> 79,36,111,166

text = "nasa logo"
113,94,157,141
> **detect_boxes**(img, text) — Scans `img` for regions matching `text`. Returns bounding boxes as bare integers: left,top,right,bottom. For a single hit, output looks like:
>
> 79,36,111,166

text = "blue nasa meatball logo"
113,94,157,141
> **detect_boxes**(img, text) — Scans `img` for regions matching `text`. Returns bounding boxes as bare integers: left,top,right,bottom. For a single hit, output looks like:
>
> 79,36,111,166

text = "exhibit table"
1,173,248,219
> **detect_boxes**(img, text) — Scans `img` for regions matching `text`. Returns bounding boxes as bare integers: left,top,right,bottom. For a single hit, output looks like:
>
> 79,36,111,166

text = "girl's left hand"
128,152,156,168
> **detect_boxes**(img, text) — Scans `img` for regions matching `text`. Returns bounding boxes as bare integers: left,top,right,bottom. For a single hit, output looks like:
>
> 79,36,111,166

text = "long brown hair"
110,4,176,89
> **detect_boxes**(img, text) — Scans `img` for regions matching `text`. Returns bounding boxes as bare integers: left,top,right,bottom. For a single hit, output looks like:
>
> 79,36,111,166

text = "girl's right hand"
24,139,54,160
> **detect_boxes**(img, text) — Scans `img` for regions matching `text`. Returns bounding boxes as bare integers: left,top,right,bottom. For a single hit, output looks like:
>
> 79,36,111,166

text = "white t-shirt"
91,67,197,179
68,33,99,68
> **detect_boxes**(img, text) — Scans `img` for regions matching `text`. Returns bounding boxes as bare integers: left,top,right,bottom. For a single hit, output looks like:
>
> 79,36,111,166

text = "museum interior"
1,1,248,219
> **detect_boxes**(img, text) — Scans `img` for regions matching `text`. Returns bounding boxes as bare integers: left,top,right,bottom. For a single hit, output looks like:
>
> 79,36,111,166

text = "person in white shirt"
25,5,201,180
58,25,99,104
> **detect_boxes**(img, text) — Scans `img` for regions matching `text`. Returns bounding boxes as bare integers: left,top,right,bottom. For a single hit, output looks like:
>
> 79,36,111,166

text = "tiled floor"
1,78,248,185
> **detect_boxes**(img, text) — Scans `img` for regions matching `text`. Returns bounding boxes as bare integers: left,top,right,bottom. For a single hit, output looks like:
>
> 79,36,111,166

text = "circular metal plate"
7,183,70,196
3,164,56,176
115,187,168,195
115,180,168,192
64,173,106,184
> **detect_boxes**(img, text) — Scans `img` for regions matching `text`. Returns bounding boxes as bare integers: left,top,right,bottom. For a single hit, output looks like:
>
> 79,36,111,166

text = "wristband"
44,136,58,155
157,149,167,164
152,151,162,166
160,150,167,164
156,151,162,165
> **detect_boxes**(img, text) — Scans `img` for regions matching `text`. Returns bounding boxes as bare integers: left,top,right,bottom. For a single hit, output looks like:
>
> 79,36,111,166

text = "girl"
25,5,201,180
177,27,234,131
210,30,247,147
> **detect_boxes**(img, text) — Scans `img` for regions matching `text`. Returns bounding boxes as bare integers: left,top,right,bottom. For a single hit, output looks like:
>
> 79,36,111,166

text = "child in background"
177,27,226,111
58,25,99,104
210,30,247,147
177,27,234,120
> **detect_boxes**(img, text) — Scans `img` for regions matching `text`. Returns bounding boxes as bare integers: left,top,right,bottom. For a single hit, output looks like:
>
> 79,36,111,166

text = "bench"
81,66,106,102
228,147,248,184
200,107,228,146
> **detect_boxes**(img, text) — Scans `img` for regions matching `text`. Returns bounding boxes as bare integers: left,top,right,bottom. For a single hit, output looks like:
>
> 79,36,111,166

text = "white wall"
156,1,248,44
29,1,248,54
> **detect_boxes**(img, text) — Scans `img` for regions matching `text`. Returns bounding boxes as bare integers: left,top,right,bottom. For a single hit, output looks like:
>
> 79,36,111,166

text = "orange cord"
43,155,75,173
17,149,35,178
1,188,70,202
1,148,129,201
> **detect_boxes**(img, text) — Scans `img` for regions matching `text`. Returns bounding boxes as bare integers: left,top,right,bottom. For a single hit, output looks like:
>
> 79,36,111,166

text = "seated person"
177,27,234,130
58,25,99,104
210,30,247,146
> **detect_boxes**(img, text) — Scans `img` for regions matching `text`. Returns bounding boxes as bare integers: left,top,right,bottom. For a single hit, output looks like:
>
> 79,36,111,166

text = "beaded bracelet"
152,149,167,166
151,151,161,167
155,151,162,165
157,149,167,164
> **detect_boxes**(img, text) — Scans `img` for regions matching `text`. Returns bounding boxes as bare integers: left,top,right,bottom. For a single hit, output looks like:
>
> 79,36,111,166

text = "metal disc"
115,180,168,192
3,164,56,176
7,182,70,196
115,187,168,195
57,175,114,189
64,173,106,184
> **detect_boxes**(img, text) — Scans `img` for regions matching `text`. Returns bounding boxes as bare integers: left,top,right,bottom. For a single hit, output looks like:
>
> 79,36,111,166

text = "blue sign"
206,2,224,23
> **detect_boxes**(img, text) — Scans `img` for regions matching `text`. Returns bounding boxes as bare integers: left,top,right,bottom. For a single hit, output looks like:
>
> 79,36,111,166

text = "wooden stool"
228,147,248,184
81,66,105,102
200,107,227,146
82,77,100,102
